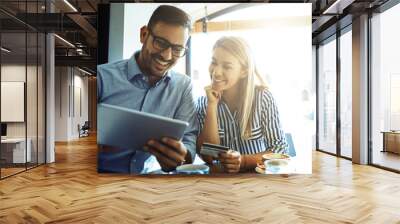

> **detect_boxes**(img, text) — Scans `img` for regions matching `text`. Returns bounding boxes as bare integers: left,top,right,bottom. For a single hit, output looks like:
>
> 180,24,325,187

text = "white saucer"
255,167,280,174
255,163,294,174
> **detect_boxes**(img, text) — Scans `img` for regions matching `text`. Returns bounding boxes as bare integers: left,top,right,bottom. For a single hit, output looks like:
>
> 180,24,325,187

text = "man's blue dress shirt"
97,52,198,174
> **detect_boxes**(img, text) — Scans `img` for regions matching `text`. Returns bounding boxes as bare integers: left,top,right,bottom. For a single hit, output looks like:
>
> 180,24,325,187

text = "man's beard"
144,51,173,77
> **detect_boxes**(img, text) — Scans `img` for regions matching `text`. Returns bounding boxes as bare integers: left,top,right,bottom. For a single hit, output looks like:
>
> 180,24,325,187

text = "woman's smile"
212,77,227,89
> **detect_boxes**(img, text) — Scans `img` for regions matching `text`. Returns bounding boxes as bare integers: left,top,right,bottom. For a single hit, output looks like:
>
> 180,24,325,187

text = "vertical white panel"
352,14,369,164
1,82,25,122
46,33,55,163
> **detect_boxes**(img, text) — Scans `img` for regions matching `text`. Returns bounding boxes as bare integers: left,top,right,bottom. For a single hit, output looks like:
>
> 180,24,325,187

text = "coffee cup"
264,159,289,174
262,153,290,163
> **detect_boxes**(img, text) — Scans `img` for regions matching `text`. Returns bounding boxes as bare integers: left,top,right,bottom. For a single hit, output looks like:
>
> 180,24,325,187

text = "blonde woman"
196,36,287,173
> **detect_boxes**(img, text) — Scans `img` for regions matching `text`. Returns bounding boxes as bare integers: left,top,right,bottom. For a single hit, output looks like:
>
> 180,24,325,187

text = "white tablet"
97,103,189,150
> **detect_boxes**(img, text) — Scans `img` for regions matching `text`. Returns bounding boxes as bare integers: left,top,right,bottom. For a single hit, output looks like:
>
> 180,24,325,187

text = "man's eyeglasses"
148,29,188,58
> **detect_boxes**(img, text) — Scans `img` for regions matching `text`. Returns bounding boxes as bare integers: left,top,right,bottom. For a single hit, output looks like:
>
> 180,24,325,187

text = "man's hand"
144,137,189,172
218,150,241,173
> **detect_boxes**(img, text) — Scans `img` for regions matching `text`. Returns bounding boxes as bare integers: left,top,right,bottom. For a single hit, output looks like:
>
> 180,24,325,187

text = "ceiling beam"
66,13,97,36
52,0,98,47
55,55,96,68
312,15,335,33
323,0,356,15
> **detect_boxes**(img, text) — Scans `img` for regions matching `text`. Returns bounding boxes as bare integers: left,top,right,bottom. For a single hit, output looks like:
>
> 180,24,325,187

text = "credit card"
200,143,230,157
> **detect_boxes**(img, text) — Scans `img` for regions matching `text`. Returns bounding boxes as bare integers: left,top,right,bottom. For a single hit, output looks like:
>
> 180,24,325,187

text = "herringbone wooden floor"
1,135,400,224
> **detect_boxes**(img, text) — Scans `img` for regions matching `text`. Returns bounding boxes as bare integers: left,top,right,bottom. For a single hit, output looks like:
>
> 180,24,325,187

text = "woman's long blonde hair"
213,36,267,139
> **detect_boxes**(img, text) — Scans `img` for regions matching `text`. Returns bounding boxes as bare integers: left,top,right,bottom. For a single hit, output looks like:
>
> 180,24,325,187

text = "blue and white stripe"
196,88,288,155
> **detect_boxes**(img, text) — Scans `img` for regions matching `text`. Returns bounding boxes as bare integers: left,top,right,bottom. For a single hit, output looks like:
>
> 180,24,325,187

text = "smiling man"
97,5,198,174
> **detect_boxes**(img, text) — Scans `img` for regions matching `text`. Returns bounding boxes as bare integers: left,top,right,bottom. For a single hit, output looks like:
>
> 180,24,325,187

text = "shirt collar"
127,51,172,84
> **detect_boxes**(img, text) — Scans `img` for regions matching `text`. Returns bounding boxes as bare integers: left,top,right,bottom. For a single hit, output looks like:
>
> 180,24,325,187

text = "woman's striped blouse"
196,88,288,155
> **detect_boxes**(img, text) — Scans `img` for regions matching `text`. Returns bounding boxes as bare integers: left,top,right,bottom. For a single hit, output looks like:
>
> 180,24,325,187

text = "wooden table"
148,157,297,175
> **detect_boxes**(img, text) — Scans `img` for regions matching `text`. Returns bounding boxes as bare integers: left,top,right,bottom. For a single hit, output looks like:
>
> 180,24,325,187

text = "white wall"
55,67,69,141
1,64,46,164
1,65,26,81
55,67,89,141
72,73,89,138
1,82,25,122
1,65,32,138
108,3,163,61
123,3,163,59
108,3,125,63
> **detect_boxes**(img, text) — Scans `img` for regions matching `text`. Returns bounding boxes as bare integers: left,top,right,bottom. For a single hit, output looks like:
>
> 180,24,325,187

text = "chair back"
285,133,296,157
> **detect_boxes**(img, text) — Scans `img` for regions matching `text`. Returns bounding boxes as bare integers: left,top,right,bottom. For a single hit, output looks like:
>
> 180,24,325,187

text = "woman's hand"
205,85,221,106
218,150,241,173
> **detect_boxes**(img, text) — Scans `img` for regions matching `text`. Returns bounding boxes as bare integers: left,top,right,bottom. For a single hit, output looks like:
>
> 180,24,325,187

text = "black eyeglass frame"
148,29,188,58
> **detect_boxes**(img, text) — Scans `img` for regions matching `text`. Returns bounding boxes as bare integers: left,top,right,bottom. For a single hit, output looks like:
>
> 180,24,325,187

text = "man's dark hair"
148,5,191,31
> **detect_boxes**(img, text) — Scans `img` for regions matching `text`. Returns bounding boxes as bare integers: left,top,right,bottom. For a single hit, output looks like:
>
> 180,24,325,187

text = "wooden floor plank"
1,135,400,223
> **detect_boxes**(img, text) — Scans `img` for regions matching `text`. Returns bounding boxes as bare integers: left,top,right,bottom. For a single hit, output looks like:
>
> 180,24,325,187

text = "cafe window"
370,2,400,171
339,28,352,159
317,36,337,155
